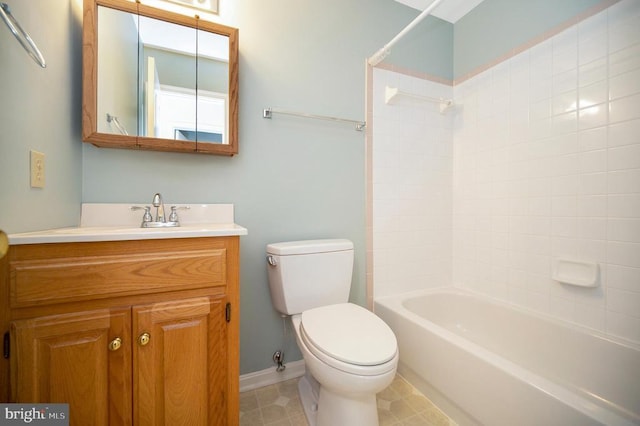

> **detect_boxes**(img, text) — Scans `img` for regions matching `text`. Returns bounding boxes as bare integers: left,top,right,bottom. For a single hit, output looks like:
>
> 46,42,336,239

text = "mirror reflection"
84,0,238,155
96,6,139,136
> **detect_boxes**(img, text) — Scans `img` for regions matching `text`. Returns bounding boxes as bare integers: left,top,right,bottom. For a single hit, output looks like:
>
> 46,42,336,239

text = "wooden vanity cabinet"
11,307,132,425
2,236,239,426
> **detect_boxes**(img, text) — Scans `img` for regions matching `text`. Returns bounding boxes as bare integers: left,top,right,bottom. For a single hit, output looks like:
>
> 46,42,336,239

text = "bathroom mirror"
82,0,238,155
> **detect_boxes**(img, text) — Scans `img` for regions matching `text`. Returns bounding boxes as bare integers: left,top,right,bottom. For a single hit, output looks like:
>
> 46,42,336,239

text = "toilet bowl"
291,304,398,426
266,239,398,426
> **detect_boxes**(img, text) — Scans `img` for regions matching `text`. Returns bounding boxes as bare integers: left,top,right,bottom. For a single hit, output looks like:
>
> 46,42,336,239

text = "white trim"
239,360,306,393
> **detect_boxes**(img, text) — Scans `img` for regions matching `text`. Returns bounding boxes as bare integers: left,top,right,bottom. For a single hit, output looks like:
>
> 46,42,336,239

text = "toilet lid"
300,303,397,366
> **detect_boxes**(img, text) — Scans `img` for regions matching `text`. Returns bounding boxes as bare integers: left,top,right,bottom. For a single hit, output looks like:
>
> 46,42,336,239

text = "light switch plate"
30,150,45,188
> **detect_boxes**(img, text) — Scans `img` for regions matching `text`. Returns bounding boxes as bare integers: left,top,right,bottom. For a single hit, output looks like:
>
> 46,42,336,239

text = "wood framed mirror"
83,0,238,155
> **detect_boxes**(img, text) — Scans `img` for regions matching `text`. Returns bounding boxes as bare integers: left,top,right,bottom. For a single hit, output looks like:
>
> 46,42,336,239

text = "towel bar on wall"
263,107,366,132
385,86,454,114
106,113,129,136
0,3,46,68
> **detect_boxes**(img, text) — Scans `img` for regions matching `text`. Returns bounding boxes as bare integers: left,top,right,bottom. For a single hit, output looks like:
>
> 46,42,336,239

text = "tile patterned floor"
239,375,455,426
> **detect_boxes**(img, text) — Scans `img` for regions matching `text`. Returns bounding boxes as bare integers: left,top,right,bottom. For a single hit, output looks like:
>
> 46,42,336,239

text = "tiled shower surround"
371,72,454,299
371,0,640,344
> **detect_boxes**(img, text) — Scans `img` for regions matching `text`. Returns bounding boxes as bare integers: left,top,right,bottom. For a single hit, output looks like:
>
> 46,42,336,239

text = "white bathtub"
374,288,640,426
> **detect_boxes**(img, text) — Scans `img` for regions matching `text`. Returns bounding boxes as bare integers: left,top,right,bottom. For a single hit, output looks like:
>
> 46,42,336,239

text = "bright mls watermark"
0,404,68,425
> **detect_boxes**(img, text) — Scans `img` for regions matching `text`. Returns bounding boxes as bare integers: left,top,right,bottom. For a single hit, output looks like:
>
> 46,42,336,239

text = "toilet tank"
266,239,354,315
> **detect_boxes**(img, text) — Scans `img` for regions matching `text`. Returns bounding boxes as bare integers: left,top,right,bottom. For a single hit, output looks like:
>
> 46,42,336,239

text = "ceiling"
395,0,485,23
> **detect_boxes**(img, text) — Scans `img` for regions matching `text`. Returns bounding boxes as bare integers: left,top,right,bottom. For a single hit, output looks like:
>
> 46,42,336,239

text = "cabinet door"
133,296,227,426
11,308,132,426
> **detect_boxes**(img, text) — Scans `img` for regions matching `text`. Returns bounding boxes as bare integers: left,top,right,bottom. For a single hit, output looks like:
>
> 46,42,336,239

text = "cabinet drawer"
10,248,226,308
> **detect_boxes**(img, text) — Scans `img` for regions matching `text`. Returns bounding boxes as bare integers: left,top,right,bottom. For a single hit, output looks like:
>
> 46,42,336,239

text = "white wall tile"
579,34,608,67
549,296,575,322
608,118,640,148
578,217,607,240
552,195,578,216
573,303,606,332
608,241,640,268
608,169,640,194
578,19,607,66
526,289,550,313
373,3,640,344
578,126,607,152
552,175,579,196
579,172,607,195
372,69,454,298
609,44,640,77
552,216,577,238
608,194,640,218
608,144,640,170
610,93,640,124
579,58,607,87
553,69,578,95
608,218,640,243
554,90,578,115
578,239,607,264
549,134,579,159
449,2,640,343
610,68,640,100
608,0,640,54
609,294,640,326
579,80,608,107
607,311,640,343
578,103,608,130
553,111,578,135
607,264,640,291
553,27,577,73
578,195,607,217
530,98,551,121
579,149,607,173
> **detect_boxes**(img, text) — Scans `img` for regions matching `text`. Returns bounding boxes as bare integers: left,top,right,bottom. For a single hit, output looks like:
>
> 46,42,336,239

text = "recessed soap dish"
552,259,599,288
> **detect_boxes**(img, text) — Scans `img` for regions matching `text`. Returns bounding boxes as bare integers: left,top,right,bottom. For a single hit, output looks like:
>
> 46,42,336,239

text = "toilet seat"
299,303,397,376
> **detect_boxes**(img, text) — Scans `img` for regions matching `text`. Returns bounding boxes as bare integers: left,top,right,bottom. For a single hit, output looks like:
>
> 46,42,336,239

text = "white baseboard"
239,360,306,393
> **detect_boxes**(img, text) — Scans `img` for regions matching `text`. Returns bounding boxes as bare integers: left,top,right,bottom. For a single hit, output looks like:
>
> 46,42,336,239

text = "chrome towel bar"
0,2,46,68
263,107,366,132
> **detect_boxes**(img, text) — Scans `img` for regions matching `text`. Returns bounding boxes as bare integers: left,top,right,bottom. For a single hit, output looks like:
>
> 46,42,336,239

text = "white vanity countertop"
8,203,248,245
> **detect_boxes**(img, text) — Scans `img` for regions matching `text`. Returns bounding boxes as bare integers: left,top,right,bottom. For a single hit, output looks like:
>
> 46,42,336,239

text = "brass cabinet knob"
138,332,150,346
108,337,122,352
0,230,8,259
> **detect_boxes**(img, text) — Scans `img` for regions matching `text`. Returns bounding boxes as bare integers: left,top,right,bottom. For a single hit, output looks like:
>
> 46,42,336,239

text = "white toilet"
266,239,398,426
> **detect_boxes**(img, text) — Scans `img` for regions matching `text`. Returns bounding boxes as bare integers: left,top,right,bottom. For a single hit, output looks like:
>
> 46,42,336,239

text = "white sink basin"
9,203,247,245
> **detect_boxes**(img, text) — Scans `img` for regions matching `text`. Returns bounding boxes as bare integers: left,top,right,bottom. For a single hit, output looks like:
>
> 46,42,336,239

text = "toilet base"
298,372,379,426
298,373,319,426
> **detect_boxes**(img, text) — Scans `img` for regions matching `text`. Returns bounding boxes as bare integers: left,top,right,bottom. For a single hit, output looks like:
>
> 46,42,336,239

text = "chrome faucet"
152,193,166,222
130,193,187,228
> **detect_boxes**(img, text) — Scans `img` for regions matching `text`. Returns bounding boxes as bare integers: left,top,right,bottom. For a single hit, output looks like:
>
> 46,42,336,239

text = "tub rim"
374,286,640,426
375,286,640,352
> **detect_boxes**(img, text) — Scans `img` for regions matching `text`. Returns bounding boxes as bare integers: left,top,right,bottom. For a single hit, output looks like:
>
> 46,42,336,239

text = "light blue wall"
0,0,447,376
1,0,608,376
389,14,454,80
0,0,83,233
80,0,451,374
454,0,606,79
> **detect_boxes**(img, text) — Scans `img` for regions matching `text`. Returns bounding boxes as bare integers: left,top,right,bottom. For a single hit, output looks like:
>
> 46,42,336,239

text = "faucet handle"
131,206,152,223
169,206,190,222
